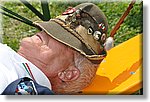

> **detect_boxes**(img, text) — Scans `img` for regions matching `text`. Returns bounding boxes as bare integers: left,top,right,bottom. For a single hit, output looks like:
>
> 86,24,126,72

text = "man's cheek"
40,47,53,63
40,45,51,52
20,37,33,47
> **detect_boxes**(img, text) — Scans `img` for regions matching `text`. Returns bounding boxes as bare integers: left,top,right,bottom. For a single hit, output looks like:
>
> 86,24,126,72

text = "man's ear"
58,66,80,82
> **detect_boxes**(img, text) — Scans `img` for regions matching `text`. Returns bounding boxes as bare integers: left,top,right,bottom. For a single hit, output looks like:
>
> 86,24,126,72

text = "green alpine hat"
34,3,108,64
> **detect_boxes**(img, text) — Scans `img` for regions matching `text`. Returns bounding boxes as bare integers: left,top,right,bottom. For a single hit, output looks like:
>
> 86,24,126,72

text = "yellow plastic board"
82,34,142,94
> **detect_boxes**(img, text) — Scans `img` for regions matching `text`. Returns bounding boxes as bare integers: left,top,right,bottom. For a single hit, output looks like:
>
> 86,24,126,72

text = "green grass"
1,0,143,95
1,1,143,51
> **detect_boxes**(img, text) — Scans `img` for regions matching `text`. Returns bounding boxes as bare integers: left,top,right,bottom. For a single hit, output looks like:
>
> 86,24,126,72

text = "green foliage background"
0,0,143,95
1,0,143,51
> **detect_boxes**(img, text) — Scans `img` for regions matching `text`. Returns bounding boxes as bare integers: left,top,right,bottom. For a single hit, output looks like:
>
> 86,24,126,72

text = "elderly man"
0,3,108,95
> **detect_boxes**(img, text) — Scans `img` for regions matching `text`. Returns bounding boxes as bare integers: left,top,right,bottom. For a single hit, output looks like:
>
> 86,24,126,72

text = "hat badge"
98,23,106,31
93,31,101,41
62,7,76,15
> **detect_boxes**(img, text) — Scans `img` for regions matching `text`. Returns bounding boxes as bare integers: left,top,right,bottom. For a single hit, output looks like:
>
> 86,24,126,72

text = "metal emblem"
62,7,76,15
101,33,106,43
87,27,93,35
98,23,106,31
93,31,101,41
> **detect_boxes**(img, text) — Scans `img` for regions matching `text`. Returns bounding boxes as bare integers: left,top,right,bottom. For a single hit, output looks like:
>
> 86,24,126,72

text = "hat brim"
34,20,106,64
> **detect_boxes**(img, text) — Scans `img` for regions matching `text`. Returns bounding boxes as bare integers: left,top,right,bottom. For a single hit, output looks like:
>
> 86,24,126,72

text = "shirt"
0,43,52,94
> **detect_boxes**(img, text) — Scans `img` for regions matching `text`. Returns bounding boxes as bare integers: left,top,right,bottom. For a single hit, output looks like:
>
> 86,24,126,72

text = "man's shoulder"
0,43,15,58
0,63,13,94
0,43,12,50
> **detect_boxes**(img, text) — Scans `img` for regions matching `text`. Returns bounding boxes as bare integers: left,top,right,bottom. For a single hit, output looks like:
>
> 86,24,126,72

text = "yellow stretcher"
82,34,143,95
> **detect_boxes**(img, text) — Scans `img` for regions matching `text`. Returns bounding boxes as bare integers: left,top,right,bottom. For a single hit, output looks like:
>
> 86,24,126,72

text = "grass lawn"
0,0,143,94
1,0,143,51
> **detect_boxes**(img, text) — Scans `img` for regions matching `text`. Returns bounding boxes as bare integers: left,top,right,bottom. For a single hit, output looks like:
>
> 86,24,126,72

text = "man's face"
18,31,75,78
18,31,97,94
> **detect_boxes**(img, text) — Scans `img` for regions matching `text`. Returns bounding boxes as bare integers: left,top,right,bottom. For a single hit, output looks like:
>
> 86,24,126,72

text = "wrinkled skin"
18,31,80,91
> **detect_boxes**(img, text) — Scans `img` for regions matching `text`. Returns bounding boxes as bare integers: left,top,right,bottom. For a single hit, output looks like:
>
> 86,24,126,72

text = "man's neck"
17,51,47,71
